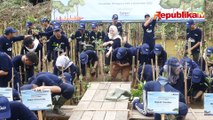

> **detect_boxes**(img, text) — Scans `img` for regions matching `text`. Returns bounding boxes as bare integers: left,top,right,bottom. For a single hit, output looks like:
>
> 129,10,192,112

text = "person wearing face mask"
47,24,70,64
107,14,123,36
12,52,38,84
132,76,188,120
160,57,185,95
54,54,80,81
142,14,157,51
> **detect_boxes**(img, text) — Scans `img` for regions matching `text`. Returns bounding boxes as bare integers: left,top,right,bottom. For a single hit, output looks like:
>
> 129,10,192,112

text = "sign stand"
38,111,43,120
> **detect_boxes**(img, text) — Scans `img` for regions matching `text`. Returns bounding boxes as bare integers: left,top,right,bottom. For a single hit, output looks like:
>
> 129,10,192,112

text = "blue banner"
0,88,13,101
204,93,213,116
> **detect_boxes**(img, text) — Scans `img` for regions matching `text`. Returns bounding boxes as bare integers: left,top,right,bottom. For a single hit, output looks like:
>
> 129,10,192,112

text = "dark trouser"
58,83,75,99
105,50,110,66
192,52,199,64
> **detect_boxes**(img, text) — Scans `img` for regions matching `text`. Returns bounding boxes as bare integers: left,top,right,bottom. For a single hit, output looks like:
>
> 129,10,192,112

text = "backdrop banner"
52,0,205,22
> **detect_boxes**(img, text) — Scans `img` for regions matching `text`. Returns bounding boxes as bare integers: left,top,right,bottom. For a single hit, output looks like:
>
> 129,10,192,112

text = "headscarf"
25,38,39,52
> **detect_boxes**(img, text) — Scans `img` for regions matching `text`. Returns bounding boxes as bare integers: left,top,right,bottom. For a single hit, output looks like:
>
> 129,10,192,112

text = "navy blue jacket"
112,48,134,65
142,20,156,44
39,26,53,39
0,52,12,86
81,50,98,76
138,64,153,82
150,50,167,68
0,35,24,56
12,55,34,82
72,30,90,52
47,35,70,61
8,101,38,120
186,28,202,53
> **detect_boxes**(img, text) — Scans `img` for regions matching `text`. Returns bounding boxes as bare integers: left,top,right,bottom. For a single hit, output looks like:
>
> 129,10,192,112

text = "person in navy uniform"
150,44,167,69
132,77,188,120
79,50,98,80
37,17,53,40
137,43,151,65
20,36,42,58
111,47,135,81
21,72,75,116
0,96,38,120
160,57,185,95
26,21,33,35
199,47,213,73
107,14,123,36
180,56,199,103
89,22,105,49
47,24,70,63
12,52,38,84
189,68,209,102
138,64,154,82
185,19,202,63
71,23,90,64
0,27,30,57
54,54,80,81
0,52,13,87
142,14,156,51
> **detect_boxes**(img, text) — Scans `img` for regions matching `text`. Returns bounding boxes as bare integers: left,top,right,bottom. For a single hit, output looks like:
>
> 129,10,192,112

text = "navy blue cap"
79,23,85,30
166,57,181,67
80,52,88,64
180,57,192,68
50,20,61,26
154,44,163,55
116,47,127,59
53,24,61,31
186,19,194,29
91,22,97,29
26,22,33,27
112,14,118,20
0,96,11,119
192,68,203,83
206,47,213,57
63,72,73,84
40,18,49,23
144,14,150,18
4,27,17,35
140,43,150,55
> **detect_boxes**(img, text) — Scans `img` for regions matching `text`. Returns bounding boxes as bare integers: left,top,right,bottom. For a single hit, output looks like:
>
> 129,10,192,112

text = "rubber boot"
53,96,67,116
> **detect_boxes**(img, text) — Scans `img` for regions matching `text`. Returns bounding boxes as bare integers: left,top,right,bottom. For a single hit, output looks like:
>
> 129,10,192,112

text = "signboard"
147,92,179,114
0,88,13,101
52,0,205,22
204,93,213,116
21,89,52,111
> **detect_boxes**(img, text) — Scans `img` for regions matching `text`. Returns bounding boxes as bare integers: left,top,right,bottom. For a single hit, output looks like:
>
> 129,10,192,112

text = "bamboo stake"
151,59,155,81
155,55,159,77
184,63,188,104
38,111,43,120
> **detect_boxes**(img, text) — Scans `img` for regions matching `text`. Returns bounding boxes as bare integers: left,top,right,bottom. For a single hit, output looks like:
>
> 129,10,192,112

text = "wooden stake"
151,59,155,81
11,68,14,89
38,110,43,120
155,55,159,77
184,63,188,104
